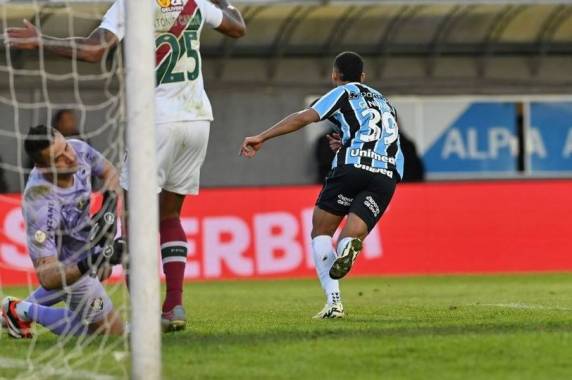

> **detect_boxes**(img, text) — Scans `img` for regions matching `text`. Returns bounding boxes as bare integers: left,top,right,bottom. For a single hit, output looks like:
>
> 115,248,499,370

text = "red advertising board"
1,181,571,286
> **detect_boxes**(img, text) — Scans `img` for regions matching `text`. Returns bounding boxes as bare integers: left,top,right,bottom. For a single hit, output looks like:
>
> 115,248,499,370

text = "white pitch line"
0,357,118,380
472,303,572,311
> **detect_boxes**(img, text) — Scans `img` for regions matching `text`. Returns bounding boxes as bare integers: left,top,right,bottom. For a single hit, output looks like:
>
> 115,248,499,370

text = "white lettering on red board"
0,206,384,279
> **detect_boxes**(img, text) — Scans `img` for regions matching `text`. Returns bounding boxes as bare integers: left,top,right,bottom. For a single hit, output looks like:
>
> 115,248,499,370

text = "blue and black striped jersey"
311,82,404,180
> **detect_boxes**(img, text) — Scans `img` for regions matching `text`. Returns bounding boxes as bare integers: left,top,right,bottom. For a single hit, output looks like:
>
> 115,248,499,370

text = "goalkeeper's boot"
161,305,186,333
312,302,344,319
1,297,32,339
329,238,363,280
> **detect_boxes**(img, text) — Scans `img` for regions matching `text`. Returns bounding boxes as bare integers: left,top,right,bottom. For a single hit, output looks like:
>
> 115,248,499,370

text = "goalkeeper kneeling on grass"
1,125,126,338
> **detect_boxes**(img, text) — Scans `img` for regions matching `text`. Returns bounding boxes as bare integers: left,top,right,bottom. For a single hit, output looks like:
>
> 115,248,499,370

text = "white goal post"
0,0,161,378
124,0,161,379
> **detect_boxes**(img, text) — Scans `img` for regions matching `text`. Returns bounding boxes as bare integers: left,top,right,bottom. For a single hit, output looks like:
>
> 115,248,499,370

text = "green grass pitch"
1,274,572,379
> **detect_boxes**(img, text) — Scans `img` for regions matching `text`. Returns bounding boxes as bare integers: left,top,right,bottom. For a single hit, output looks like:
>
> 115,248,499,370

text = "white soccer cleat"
329,238,362,280
312,302,345,319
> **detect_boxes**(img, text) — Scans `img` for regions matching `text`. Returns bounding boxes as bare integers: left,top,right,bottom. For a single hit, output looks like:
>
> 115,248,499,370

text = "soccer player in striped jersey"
241,52,404,319
7,0,246,332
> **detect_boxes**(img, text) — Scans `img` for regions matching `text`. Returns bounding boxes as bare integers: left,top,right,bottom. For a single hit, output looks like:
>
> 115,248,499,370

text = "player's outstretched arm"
211,0,247,38
6,21,118,63
240,108,320,158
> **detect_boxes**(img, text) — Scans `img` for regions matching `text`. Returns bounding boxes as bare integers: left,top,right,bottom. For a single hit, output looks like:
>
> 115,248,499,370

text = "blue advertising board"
423,103,517,174
529,102,572,172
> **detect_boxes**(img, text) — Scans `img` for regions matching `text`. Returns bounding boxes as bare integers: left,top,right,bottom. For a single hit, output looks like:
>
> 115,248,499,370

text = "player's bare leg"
329,213,368,280
120,189,187,331
159,189,188,332
311,207,345,319
311,207,344,239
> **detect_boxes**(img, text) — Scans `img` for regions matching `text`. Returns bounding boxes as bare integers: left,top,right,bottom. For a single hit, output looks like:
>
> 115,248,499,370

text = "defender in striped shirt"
241,52,403,319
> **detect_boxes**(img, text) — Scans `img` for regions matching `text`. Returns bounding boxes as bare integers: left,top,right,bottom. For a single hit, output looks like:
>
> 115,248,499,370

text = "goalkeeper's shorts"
26,275,113,325
120,121,210,195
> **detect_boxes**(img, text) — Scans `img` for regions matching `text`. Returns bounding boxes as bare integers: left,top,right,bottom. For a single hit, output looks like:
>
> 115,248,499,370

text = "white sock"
312,235,341,305
15,301,32,322
336,237,355,257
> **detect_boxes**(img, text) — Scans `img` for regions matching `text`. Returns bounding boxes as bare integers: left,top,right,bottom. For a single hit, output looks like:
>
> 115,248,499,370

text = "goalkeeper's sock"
160,218,188,313
312,235,341,305
21,302,87,336
25,286,64,307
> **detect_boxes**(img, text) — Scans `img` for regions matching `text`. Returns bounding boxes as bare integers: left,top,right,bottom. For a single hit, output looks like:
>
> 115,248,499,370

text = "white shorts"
120,121,211,195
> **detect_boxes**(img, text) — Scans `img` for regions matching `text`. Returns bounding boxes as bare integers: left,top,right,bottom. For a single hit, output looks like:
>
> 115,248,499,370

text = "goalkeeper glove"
89,190,118,250
78,237,127,276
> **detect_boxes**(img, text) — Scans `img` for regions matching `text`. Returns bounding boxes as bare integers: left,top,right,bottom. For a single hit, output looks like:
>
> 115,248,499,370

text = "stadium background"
0,0,571,283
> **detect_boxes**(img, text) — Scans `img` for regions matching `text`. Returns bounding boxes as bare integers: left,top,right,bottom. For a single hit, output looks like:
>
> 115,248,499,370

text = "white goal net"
0,1,151,378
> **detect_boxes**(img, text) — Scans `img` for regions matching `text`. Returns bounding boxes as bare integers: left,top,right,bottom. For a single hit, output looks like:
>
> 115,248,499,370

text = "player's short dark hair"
24,125,56,165
52,109,74,126
334,51,364,83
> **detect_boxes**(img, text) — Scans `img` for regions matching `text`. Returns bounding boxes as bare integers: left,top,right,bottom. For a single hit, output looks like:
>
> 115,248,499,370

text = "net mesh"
0,1,129,378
